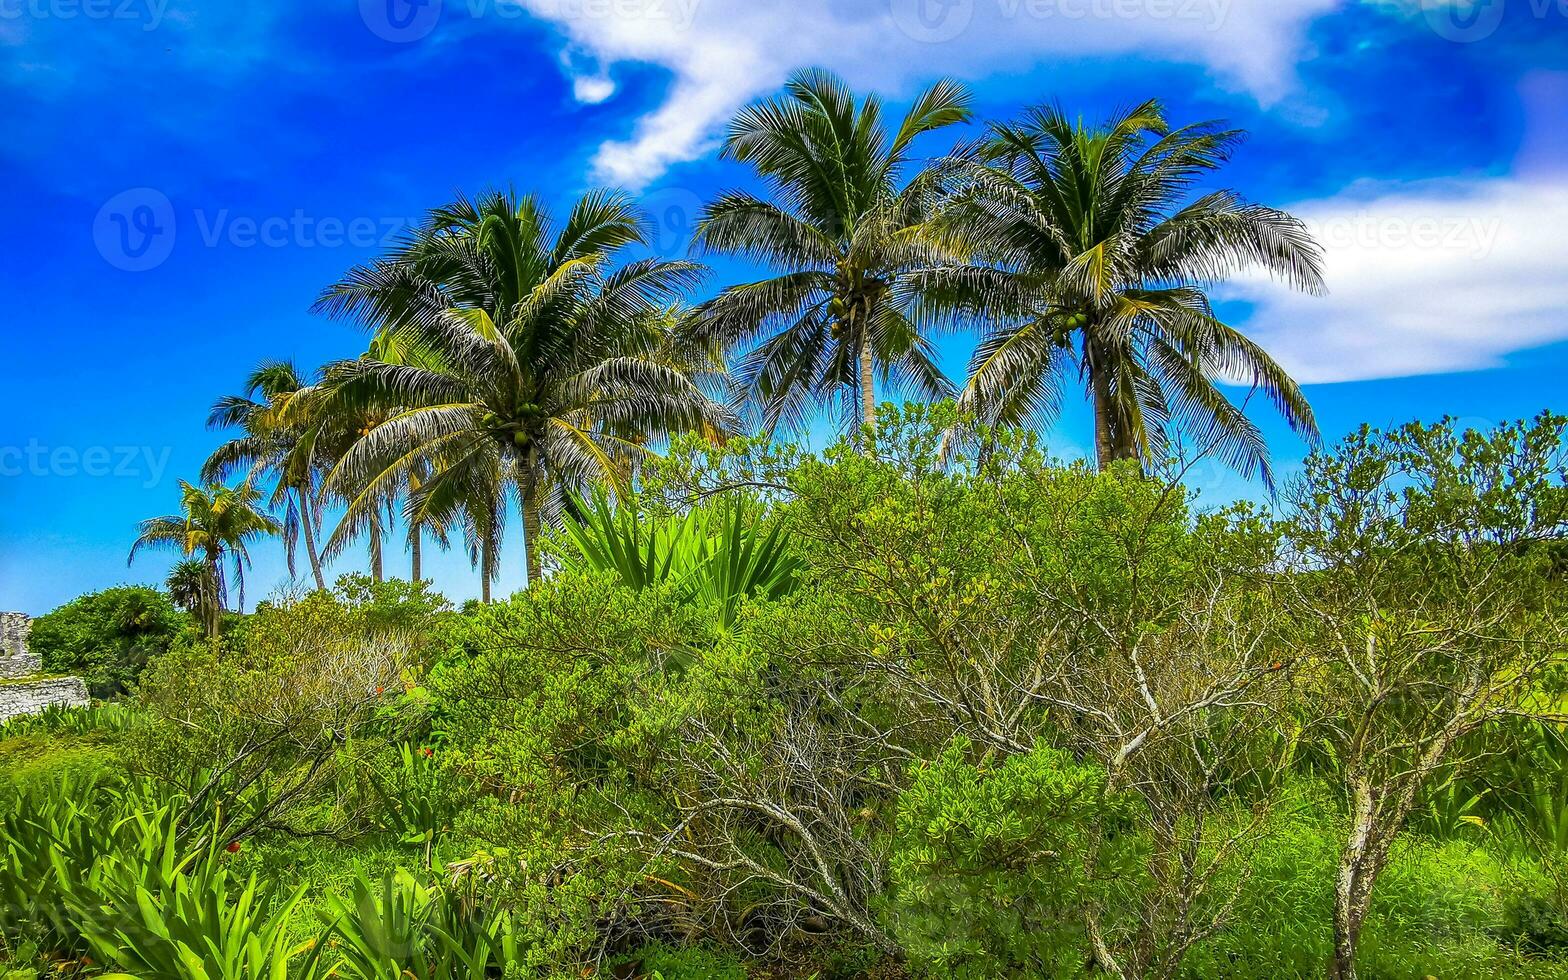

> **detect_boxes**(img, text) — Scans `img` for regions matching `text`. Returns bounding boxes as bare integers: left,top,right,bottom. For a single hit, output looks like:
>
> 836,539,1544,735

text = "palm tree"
936,101,1325,484
204,360,329,590
313,189,733,585
164,558,216,629
687,68,973,438
128,481,281,638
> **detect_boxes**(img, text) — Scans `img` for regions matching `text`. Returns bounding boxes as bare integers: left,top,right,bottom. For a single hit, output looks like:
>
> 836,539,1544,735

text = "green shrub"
63,809,308,980
28,586,187,696
887,738,1127,978
308,867,525,980
617,941,749,980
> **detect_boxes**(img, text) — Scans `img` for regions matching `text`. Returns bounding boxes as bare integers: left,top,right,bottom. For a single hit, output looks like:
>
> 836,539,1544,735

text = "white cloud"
571,73,617,103
507,0,1339,188
1226,176,1568,383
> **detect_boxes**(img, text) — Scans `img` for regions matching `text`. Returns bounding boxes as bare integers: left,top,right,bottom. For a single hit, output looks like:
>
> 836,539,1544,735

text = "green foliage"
312,868,440,980
888,739,1126,978
0,771,125,953
309,867,524,980
362,743,460,866
559,489,801,629
28,586,187,696
617,941,749,980
327,573,454,637
64,811,309,980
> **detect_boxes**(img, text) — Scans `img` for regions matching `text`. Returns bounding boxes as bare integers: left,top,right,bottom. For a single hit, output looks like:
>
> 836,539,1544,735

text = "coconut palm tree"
164,558,216,629
936,100,1325,484
687,68,973,438
203,360,329,590
313,189,733,585
128,481,281,638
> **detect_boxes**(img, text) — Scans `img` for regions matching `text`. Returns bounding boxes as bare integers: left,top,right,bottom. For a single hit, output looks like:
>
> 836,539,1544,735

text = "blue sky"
1,0,1565,614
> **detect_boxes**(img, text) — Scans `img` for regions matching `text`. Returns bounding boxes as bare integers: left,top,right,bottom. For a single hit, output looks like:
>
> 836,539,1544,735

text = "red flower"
376,686,385,695
226,841,241,853
422,748,434,758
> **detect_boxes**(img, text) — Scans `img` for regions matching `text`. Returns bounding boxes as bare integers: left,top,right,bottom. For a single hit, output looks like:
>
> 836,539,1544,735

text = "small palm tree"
204,360,329,590
939,101,1325,484
313,189,733,585
164,558,216,629
688,68,973,438
129,481,281,637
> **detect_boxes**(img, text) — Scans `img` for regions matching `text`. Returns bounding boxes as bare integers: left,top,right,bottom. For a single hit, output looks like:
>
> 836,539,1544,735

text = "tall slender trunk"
203,549,222,640
410,526,423,583
369,509,385,583
1087,341,1139,471
480,533,493,604
1091,363,1115,471
859,330,876,444
520,463,542,587
297,488,327,591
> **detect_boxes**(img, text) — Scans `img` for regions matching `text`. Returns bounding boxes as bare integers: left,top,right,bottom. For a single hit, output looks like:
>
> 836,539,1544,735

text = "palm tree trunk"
203,550,222,640
521,464,542,587
480,534,493,604
410,526,423,583
369,509,385,584
297,488,327,591
859,330,876,443
1091,365,1115,471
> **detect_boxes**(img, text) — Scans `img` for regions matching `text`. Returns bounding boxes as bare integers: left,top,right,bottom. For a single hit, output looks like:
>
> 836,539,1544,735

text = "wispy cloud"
505,0,1338,188
1228,175,1568,383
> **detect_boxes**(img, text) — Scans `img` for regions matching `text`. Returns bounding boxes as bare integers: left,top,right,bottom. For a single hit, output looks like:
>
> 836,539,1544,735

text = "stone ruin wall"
0,611,89,721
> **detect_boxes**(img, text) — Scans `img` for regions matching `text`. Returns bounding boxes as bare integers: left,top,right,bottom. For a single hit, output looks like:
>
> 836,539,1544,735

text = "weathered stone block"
0,676,90,722
0,612,39,679
0,612,91,722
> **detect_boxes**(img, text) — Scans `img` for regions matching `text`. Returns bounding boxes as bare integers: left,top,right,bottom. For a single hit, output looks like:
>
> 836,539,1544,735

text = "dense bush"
28,586,188,695
4,408,1566,980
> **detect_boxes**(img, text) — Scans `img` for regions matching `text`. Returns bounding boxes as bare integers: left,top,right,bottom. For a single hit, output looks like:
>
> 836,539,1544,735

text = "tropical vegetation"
5,71,1566,980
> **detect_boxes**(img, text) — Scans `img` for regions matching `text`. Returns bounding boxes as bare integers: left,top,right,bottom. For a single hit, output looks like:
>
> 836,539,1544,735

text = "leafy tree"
935,101,1323,483
773,404,1290,979
204,359,330,590
1280,413,1568,980
314,189,731,585
127,481,281,638
29,586,187,696
688,68,973,438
